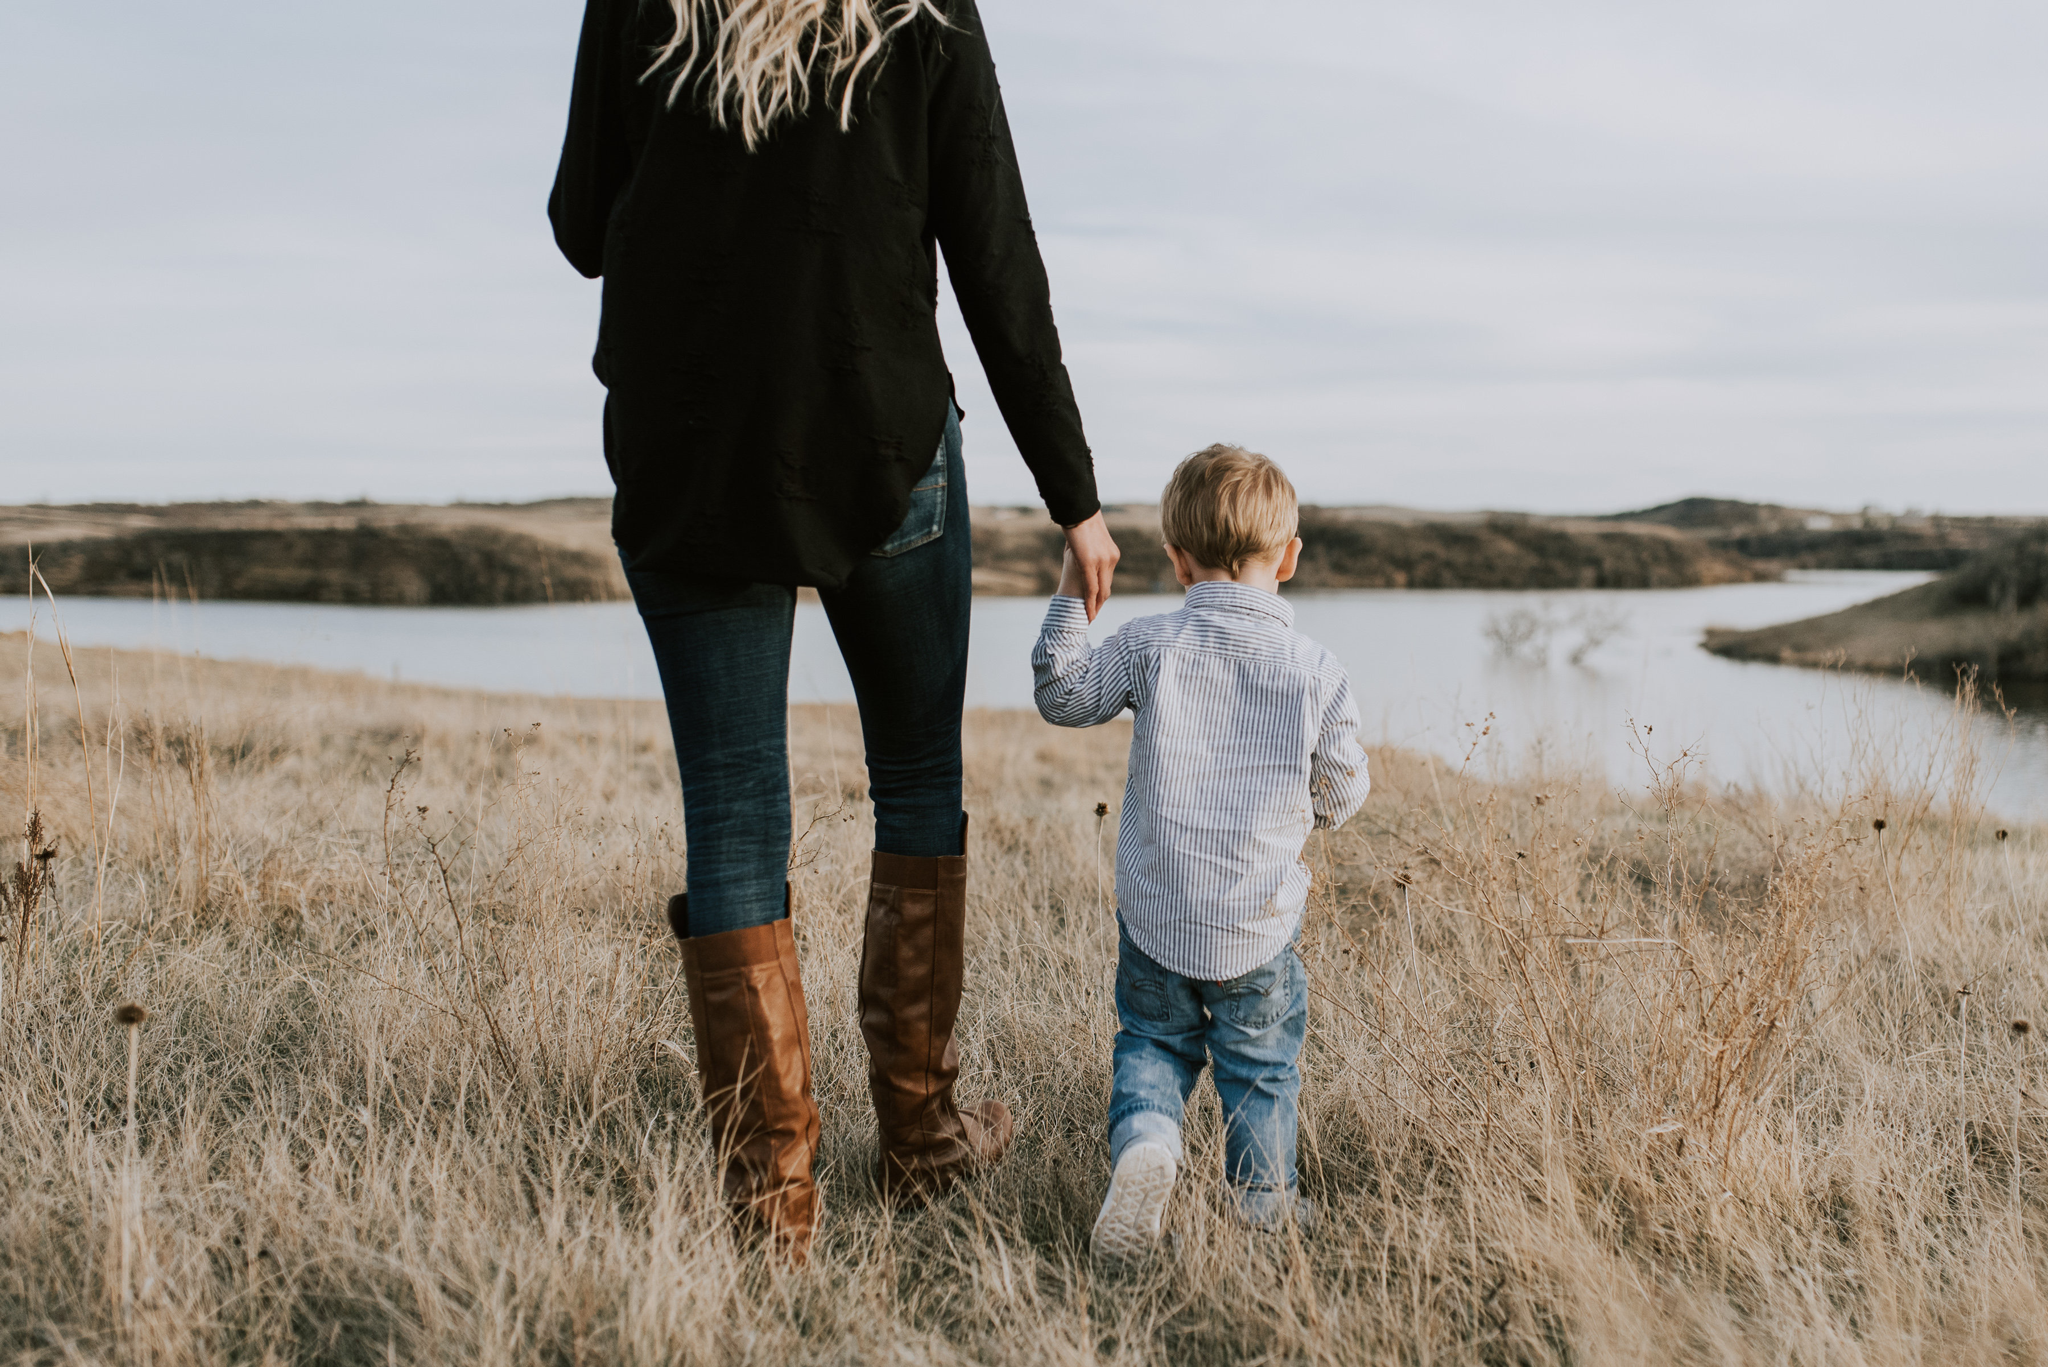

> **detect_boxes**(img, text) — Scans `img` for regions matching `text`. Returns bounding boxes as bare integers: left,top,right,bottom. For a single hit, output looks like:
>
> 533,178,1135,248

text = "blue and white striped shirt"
1032,581,1370,980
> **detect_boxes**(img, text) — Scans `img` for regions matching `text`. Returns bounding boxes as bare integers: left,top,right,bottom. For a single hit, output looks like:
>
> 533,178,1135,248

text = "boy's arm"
1032,568,1135,727
1310,672,1371,829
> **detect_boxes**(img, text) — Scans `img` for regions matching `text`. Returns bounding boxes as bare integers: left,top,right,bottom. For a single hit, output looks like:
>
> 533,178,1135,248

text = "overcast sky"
3,0,2044,513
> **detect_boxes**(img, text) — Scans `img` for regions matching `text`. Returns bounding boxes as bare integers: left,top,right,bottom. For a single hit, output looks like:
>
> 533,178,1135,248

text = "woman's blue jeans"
623,407,970,938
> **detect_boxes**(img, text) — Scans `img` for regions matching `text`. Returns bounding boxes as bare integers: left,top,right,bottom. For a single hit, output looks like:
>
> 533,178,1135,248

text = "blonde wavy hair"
645,0,946,150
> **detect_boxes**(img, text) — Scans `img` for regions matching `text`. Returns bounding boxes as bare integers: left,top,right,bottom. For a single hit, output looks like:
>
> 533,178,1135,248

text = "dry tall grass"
1,626,2044,1364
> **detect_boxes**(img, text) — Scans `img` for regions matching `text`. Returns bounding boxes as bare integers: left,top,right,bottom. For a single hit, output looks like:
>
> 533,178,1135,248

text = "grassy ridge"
9,525,628,606
10,499,1767,604
1705,528,2048,683
2,631,2044,1362
973,508,1767,596
1612,497,2024,571
7,497,2039,605
1288,511,1769,589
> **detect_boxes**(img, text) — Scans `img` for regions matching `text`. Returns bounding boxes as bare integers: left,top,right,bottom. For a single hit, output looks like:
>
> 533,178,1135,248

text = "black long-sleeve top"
549,0,1099,587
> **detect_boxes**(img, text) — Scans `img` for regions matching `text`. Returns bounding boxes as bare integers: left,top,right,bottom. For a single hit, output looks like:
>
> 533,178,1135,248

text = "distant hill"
1702,528,2048,684
6,495,2034,605
1607,497,2029,571
971,506,1767,595
1290,511,1768,590
1609,497,1824,531
8,526,625,606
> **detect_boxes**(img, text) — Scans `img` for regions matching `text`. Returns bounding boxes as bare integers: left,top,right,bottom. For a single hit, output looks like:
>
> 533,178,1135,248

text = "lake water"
4,573,2045,820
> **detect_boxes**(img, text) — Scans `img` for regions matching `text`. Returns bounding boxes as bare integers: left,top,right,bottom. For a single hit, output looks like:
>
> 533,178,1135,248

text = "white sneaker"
1234,1190,1318,1235
1092,1141,1178,1263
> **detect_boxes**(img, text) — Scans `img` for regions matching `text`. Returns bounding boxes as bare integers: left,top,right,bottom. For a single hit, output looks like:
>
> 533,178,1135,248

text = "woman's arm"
548,0,633,279
926,0,1101,532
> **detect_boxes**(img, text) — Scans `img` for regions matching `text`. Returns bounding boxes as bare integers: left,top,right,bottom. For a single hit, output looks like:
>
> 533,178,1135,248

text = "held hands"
1059,511,1121,621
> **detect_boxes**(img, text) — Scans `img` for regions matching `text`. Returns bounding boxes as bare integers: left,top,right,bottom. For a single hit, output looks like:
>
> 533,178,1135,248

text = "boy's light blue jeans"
1108,922,1307,1223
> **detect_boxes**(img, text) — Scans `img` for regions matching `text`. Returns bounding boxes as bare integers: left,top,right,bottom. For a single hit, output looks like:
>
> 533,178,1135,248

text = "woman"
549,0,1119,1261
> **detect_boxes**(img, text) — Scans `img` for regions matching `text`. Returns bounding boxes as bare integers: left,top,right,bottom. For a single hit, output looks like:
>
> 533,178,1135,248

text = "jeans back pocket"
872,438,948,557
1217,950,1300,1033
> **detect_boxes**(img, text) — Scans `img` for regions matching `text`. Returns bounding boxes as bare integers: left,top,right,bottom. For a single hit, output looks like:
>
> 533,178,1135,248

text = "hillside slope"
1612,497,2024,571
8,525,626,606
972,507,1767,595
1702,529,2048,683
11,497,1981,603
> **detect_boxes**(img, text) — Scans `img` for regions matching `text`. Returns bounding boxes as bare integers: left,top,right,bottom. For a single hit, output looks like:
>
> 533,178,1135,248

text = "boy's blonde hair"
1160,444,1299,575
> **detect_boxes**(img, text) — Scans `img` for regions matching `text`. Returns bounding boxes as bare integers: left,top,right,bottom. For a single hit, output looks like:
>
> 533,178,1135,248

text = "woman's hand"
1060,511,1121,621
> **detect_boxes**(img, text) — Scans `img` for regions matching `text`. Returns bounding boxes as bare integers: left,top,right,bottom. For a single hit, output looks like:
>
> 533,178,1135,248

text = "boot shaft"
674,902,820,1260
857,823,1013,1202
859,847,969,1068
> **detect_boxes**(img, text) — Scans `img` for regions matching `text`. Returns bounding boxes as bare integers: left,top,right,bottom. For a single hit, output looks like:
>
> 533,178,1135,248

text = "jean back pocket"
1216,949,1301,1033
872,438,948,557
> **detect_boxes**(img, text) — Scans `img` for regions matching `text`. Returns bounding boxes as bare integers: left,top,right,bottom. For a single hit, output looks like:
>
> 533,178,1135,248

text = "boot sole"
1092,1143,1178,1263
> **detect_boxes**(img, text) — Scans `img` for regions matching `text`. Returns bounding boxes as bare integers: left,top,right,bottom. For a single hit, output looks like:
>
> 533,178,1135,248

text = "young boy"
1032,443,1370,1259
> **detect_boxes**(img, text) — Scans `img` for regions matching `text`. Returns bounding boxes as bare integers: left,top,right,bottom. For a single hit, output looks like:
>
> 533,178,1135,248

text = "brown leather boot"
670,894,821,1263
858,820,1015,1204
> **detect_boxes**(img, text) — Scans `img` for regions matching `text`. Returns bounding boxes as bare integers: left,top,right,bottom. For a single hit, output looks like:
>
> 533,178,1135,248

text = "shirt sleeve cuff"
1041,594,1092,631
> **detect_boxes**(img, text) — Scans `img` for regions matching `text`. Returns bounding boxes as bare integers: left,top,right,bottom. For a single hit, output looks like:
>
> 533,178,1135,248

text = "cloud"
2,0,2043,512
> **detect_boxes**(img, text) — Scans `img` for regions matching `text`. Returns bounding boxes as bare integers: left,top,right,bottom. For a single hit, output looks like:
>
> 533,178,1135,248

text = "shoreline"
1702,529,2048,685
5,497,2035,608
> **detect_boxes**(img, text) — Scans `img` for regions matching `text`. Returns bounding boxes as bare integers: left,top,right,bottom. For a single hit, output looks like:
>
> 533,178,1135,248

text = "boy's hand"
1062,511,1120,621
1057,545,1092,605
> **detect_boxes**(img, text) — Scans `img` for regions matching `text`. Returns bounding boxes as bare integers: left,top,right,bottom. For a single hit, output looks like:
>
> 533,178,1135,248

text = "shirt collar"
1183,579,1295,627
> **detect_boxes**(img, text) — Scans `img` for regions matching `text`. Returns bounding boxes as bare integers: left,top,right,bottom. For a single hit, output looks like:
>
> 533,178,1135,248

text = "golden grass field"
2,618,2045,1364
